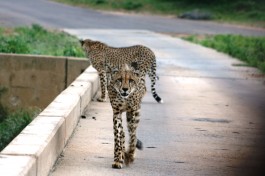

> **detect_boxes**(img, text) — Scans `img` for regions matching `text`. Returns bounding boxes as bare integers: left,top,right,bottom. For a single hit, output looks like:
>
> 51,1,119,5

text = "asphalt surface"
0,0,265,36
50,29,265,176
1,1,265,175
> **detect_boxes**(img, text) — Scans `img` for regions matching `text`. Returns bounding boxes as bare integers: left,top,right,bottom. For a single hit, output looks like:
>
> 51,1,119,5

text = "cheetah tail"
136,139,143,150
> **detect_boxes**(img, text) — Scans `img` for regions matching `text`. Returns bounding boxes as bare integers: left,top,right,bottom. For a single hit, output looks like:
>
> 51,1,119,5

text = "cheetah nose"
122,88,128,92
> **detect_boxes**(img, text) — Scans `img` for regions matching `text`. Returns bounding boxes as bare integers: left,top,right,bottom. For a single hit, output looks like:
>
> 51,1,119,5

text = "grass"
0,87,8,123
182,34,265,73
54,0,265,27
0,108,38,151
0,24,85,57
0,24,86,151
0,87,40,151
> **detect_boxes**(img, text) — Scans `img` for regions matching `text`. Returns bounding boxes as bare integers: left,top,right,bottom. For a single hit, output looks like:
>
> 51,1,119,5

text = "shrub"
0,109,35,151
122,1,142,10
0,36,30,53
0,87,8,123
0,87,39,151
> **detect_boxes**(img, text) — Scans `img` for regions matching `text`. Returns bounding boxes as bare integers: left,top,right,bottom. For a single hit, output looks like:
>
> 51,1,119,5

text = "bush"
0,86,39,151
0,36,30,53
94,0,106,4
122,1,142,10
0,108,38,151
0,87,8,123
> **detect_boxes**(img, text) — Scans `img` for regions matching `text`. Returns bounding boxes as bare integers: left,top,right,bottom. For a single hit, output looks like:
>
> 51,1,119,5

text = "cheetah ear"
79,39,85,46
131,62,139,71
130,62,141,76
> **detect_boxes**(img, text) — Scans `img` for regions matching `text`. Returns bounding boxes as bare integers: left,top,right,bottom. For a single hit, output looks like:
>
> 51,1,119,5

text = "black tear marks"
146,146,156,149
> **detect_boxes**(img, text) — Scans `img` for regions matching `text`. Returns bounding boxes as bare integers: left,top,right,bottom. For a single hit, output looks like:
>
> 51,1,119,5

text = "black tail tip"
155,96,163,104
136,139,143,150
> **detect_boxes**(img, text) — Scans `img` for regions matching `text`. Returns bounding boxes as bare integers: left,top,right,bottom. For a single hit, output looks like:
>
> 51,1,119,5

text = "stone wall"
0,53,90,109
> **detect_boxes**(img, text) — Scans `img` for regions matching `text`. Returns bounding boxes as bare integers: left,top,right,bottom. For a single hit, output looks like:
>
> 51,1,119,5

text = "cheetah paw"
97,97,107,102
112,162,123,169
124,152,135,166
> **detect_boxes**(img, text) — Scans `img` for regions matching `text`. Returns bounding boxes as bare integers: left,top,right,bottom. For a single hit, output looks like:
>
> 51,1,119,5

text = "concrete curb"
0,53,90,109
0,66,99,176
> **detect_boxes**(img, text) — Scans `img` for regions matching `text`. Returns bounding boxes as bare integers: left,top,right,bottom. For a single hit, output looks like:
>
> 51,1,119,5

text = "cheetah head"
80,39,107,54
110,64,142,99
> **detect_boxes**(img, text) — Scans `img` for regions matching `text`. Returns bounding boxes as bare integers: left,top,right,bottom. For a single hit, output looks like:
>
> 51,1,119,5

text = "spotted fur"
80,39,163,103
107,64,145,169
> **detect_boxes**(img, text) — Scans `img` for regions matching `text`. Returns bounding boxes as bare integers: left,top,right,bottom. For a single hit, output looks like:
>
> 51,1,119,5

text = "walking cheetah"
80,39,163,103
107,63,146,169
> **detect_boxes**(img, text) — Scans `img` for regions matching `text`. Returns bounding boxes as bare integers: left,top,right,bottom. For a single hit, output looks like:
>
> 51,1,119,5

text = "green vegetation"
54,0,265,27
183,34,265,73
0,87,8,123
0,87,40,151
0,24,85,57
0,24,86,151
0,108,37,151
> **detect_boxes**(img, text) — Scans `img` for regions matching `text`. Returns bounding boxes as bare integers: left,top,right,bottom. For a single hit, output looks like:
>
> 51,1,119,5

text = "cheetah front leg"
112,112,125,169
125,110,140,166
97,71,107,102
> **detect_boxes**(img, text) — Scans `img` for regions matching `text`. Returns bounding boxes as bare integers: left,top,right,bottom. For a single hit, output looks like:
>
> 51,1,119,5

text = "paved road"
0,0,265,36
50,30,265,176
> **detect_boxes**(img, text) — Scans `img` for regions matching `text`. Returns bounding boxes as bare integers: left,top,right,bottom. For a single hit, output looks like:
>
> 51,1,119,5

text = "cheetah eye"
129,79,135,83
117,78,122,83
134,71,140,77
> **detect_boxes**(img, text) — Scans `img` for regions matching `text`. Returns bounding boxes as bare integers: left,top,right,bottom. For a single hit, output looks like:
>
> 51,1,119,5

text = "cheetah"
80,39,163,103
107,63,145,169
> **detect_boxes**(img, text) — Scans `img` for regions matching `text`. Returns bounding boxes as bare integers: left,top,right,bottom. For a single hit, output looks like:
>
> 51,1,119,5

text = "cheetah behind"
80,39,163,103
